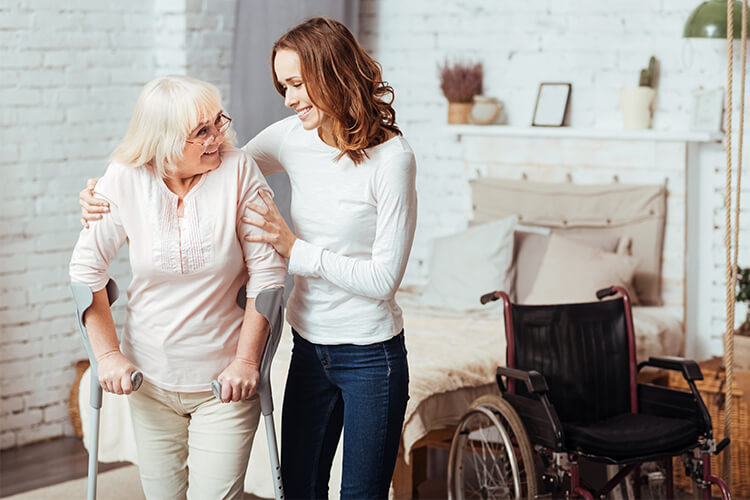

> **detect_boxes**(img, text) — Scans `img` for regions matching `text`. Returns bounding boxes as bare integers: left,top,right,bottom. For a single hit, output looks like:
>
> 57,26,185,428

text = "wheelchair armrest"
638,356,703,381
497,366,549,394
497,367,564,450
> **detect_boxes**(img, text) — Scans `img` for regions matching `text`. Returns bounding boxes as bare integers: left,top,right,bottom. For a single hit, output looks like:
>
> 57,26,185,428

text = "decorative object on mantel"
469,95,507,125
619,56,658,130
438,60,483,124
531,82,571,127
684,0,745,38
691,86,725,132
683,0,748,488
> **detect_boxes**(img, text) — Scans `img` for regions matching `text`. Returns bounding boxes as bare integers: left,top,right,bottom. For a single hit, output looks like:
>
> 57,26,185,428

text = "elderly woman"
69,75,286,500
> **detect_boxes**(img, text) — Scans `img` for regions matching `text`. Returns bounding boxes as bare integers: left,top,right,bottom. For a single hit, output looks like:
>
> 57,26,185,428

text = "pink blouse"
70,148,287,392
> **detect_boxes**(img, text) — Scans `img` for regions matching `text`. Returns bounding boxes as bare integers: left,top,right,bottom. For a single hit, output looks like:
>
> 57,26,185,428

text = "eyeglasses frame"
185,112,232,147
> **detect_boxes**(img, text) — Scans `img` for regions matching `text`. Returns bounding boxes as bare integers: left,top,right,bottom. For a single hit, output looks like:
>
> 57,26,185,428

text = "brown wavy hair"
272,17,401,165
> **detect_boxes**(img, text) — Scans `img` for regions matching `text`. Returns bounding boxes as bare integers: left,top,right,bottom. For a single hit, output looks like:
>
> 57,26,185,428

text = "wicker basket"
68,359,90,438
668,358,750,497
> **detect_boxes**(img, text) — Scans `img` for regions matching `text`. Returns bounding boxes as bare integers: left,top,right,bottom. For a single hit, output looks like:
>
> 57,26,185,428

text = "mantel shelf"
448,125,724,143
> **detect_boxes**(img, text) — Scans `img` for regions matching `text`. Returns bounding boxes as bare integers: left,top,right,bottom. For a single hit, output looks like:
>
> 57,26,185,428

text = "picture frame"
532,82,572,127
690,87,724,133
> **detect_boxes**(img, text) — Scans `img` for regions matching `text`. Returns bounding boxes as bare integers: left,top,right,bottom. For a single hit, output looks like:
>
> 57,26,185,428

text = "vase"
469,95,505,125
447,102,473,124
619,87,656,130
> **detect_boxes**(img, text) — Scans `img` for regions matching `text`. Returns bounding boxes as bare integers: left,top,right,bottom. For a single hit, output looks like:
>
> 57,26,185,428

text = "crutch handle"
211,379,222,400
131,371,143,391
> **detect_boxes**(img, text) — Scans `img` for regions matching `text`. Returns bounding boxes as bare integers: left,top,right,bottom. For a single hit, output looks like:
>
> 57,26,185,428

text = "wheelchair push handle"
596,286,617,300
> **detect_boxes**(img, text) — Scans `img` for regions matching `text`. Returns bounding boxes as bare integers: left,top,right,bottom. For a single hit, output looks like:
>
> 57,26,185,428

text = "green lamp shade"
684,0,745,38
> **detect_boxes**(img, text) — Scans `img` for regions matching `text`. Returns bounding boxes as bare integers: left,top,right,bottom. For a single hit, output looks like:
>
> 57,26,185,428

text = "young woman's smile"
274,49,324,130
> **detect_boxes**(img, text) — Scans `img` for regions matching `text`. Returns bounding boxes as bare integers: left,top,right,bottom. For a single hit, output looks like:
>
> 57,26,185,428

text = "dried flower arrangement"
439,60,483,103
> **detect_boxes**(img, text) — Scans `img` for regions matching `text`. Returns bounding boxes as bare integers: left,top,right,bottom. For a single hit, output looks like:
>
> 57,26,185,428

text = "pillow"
420,215,518,311
470,178,666,305
513,228,622,304
523,234,639,305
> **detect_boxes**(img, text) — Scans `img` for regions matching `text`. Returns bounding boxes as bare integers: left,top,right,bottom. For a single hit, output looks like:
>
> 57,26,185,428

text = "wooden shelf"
447,125,724,143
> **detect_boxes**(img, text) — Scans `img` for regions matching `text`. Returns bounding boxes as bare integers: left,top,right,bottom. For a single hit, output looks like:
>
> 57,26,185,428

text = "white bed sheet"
79,293,684,498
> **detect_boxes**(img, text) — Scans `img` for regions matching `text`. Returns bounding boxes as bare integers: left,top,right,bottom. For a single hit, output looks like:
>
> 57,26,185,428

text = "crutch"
212,286,285,500
72,279,143,500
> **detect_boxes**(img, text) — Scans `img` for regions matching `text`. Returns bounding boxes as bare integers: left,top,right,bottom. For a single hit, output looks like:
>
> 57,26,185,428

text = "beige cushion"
421,216,517,311
470,178,666,305
513,229,622,303
524,234,639,305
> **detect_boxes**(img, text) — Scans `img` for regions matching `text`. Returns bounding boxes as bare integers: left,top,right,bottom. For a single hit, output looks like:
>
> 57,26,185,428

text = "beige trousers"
127,380,261,500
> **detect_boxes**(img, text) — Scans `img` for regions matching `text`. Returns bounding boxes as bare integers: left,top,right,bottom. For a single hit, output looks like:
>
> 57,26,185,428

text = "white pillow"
420,215,518,310
523,233,639,305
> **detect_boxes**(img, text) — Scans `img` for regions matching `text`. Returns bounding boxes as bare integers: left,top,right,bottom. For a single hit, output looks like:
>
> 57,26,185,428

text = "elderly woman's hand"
216,357,260,403
79,178,109,228
243,190,297,259
96,350,139,395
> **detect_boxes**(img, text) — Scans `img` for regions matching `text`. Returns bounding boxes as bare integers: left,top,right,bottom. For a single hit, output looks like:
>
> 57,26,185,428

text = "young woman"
80,17,417,499
71,75,287,500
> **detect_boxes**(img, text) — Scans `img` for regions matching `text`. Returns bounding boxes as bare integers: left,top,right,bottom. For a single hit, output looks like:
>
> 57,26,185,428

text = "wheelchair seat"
563,412,699,460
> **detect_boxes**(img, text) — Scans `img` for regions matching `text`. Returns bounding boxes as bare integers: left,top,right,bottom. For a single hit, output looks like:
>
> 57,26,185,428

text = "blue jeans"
281,329,410,499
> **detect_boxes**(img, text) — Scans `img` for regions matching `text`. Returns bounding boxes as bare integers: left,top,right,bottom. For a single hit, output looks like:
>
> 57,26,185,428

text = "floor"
0,437,267,499
0,437,703,500
0,437,128,497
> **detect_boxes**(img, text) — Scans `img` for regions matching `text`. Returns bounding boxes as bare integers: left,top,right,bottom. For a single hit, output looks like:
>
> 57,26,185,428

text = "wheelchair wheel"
447,394,537,500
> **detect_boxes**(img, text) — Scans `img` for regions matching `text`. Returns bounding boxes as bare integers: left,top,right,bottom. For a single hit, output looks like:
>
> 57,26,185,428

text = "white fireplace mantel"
447,125,724,143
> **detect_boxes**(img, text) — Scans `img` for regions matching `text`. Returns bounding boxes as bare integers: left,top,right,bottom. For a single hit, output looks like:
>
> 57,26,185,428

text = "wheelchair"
447,286,731,500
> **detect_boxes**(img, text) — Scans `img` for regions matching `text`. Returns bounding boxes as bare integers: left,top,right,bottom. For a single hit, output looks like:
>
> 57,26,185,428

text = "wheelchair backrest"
510,298,632,424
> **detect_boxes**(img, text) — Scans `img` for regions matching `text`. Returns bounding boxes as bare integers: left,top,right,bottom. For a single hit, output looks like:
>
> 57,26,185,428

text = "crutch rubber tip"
131,371,143,391
211,380,222,400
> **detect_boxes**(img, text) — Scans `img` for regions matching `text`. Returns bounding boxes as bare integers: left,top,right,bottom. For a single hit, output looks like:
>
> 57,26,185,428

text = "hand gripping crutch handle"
72,279,142,500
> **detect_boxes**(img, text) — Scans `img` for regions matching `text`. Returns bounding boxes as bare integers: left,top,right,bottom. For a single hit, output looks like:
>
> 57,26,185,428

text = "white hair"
110,75,235,178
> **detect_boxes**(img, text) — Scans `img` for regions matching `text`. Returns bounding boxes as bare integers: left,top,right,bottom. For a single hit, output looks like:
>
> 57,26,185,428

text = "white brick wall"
3,0,750,450
359,0,750,359
0,0,234,449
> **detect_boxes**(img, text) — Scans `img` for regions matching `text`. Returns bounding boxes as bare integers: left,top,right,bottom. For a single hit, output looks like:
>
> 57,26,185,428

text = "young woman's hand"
243,190,297,258
79,178,109,228
216,357,260,402
96,350,139,395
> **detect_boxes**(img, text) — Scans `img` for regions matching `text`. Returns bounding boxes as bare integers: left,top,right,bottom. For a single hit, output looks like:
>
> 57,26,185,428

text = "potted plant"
619,56,658,130
439,60,483,124
737,266,750,334
737,266,750,369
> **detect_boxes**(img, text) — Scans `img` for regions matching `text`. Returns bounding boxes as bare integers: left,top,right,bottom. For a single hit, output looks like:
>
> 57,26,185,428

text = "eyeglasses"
185,113,232,147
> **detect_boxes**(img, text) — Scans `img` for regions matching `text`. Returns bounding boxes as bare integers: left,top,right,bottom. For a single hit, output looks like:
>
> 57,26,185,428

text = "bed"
77,178,686,499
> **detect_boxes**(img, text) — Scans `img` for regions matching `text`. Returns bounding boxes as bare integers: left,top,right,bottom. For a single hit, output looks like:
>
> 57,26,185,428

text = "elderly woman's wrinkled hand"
243,190,297,259
96,350,139,395
216,357,260,403
79,177,109,228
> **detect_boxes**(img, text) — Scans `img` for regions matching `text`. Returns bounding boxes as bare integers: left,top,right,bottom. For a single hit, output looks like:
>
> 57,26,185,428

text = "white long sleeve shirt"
69,148,287,391
244,116,417,345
